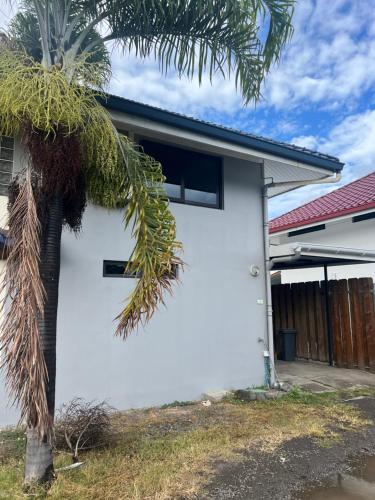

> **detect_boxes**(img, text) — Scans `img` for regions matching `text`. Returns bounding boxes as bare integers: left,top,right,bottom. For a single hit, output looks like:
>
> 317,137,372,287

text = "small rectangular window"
103,260,178,279
0,136,14,196
140,140,223,209
352,212,375,223
288,224,326,237
103,260,140,278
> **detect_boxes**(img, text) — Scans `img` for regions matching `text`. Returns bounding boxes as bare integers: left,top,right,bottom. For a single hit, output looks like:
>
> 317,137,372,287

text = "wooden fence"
272,278,375,371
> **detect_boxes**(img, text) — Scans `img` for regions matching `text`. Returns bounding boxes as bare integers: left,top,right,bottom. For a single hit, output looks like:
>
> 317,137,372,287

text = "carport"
270,242,375,369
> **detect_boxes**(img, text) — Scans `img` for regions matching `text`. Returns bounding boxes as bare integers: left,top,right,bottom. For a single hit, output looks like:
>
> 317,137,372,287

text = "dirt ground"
202,397,375,500
1,391,374,499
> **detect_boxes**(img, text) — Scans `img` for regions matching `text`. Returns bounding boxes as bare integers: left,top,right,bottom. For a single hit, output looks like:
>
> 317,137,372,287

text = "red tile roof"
269,171,375,234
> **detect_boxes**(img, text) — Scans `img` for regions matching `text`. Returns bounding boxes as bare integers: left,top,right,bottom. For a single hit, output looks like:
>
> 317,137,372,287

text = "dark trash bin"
278,328,297,361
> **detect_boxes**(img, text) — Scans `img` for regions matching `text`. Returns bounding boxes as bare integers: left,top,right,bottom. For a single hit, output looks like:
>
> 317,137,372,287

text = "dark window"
0,136,14,196
288,224,326,237
103,260,140,278
140,140,222,208
352,212,375,223
103,260,178,279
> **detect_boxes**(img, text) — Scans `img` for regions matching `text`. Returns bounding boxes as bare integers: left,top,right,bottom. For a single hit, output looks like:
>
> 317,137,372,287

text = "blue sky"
2,0,375,219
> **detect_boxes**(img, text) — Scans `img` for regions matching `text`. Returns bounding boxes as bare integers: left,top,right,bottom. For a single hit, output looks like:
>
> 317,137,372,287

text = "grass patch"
0,428,26,463
0,389,372,499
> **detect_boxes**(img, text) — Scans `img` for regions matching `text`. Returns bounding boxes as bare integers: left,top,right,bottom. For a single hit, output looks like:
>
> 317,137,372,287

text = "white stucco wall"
0,158,268,425
273,216,375,284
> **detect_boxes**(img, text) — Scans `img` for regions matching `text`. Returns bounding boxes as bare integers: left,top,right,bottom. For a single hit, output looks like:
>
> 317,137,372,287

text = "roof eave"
101,95,344,174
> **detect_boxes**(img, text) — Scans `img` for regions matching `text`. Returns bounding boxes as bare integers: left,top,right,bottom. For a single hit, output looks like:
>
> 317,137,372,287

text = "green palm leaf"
76,0,294,103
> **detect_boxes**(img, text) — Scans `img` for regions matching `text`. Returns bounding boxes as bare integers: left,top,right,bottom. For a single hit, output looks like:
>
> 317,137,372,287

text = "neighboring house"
270,172,375,284
0,96,344,425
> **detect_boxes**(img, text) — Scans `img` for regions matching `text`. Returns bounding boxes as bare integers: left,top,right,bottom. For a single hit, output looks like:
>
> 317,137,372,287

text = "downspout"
262,169,274,387
262,167,341,387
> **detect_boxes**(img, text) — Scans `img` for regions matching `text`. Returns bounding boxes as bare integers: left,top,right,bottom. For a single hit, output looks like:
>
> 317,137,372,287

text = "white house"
270,172,375,284
0,95,344,425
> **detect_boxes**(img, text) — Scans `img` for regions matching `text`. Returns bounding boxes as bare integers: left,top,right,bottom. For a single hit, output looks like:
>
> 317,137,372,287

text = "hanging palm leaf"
0,171,49,436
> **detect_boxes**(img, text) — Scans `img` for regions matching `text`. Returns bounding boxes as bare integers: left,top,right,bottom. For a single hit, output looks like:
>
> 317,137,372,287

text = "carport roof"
270,242,375,270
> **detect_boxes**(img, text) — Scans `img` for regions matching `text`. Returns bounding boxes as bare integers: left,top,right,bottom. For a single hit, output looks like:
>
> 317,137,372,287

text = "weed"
0,389,371,499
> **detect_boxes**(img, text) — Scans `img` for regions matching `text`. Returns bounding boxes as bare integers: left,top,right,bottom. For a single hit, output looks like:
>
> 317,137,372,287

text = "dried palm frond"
0,171,49,437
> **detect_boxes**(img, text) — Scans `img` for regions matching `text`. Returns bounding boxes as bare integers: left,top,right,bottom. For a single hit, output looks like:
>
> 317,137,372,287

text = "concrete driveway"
277,360,375,392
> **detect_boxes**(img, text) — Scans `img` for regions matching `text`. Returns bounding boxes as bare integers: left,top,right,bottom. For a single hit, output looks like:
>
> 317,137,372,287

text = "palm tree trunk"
24,195,63,484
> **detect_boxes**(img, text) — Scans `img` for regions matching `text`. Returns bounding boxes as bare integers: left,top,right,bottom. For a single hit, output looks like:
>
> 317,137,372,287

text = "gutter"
268,171,342,192
290,243,375,260
262,169,341,386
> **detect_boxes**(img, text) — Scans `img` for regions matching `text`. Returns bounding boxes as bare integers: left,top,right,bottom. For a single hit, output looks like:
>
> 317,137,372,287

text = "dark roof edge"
101,94,344,173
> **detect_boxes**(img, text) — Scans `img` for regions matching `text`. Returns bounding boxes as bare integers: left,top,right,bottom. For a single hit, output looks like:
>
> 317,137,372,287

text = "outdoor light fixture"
249,265,260,277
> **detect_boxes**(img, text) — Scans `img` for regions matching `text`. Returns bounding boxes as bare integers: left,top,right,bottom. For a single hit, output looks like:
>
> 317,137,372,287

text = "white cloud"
109,51,241,115
108,0,375,114
290,135,319,151
323,110,375,170
269,182,339,220
269,109,375,218
291,109,375,175
263,0,375,110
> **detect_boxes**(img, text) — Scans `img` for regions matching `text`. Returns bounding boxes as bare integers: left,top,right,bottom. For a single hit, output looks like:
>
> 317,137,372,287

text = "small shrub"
54,398,113,463
160,400,196,409
284,387,335,405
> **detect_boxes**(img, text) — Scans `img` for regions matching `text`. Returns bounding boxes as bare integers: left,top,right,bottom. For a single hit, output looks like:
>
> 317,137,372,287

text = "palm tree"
0,0,294,485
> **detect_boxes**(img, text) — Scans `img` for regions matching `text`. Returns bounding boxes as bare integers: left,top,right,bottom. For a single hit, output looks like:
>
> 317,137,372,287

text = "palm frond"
9,0,111,81
0,171,50,436
86,132,182,338
258,0,295,69
0,47,109,137
99,0,295,103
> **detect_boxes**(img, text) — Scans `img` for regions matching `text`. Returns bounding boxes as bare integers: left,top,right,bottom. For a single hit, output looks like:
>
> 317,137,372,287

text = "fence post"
324,265,334,366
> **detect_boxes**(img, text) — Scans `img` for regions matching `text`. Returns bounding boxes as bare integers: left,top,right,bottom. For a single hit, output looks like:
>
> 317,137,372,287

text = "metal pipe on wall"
262,167,276,386
262,165,341,386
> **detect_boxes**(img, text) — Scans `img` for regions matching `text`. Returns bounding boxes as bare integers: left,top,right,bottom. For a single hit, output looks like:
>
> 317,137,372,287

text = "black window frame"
352,212,375,223
103,260,179,279
103,260,140,278
0,136,14,196
288,224,326,237
140,139,224,210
